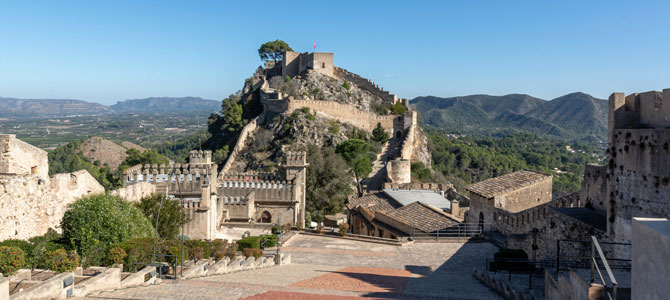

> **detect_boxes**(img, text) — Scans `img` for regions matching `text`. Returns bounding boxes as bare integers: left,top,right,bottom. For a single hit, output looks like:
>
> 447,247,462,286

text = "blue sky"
1,1,669,105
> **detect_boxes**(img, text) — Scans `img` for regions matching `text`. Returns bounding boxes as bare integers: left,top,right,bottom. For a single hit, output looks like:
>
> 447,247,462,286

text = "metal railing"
591,236,618,300
410,223,492,239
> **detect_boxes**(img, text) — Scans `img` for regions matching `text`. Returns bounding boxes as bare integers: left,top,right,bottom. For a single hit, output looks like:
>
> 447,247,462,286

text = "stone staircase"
361,140,396,192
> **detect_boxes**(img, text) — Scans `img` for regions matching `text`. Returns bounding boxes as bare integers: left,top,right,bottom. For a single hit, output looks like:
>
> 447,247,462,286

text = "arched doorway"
260,211,272,223
396,131,402,139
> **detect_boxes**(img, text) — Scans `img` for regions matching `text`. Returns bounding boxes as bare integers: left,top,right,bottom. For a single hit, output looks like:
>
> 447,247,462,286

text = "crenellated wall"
286,99,396,132
334,67,401,104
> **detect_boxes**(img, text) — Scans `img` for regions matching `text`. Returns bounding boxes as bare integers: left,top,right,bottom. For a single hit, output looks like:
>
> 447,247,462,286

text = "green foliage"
411,162,432,182
42,249,79,273
427,130,598,195
119,148,169,172
258,40,293,61
0,240,33,266
260,234,277,248
336,139,372,191
185,240,211,260
284,75,291,82
372,122,389,143
306,145,353,219
0,246,26,275
48,139,121,190
373,102,390,115
106,246,127,266
213,146,230,164
342,81,351,90
237,236,261,250
61,194,154,260
391,102,407,115
242,248,263,258
329,121,340,134
135,194,186,240
155,131,210,163
222,95,243,132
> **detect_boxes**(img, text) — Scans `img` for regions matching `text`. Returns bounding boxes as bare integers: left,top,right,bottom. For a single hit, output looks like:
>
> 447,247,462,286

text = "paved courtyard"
85,235,502,300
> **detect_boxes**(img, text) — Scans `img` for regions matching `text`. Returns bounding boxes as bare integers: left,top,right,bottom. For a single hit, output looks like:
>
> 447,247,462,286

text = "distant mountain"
110,97,219,113
411,92,608,142
0,97,109,116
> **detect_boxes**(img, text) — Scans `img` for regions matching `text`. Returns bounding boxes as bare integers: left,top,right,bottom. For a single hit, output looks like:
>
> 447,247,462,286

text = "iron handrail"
591,236,618,300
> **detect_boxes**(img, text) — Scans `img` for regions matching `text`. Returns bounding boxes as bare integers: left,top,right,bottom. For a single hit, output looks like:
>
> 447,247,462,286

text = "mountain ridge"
411,92,608,142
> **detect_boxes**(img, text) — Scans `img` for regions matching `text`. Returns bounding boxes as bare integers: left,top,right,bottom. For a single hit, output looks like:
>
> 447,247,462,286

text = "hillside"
110,97,219,113
411,93,608,142
0,97,109,116
78,137,143,170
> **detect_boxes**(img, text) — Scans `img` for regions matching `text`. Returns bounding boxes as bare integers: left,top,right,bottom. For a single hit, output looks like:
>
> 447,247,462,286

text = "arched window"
260,211,272,223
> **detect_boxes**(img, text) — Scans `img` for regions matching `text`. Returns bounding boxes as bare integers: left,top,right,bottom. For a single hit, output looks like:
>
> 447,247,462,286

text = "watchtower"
283,150,309,228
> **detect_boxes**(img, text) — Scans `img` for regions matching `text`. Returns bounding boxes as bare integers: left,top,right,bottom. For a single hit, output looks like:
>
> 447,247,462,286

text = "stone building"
282,51,335,78
122,150,308,240
465,170,553,228
346,188,461,239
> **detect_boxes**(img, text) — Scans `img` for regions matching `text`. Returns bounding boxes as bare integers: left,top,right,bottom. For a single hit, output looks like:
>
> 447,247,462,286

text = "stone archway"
260,211,272,223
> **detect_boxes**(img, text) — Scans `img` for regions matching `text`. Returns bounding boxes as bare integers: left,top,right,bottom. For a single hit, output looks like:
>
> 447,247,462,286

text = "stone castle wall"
110,182,156,203
0,134,48,179
0,170,104,240
220,116,260,175
580,164,608,212
287,99,396,132
334,67,399,104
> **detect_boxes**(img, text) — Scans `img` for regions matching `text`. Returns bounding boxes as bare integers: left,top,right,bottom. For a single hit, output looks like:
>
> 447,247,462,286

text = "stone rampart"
334,67,399,104
0,170,104,240
286,99,395,132
111,182,156,202
220,117,260,175
0,134,48,179
580,164,607,212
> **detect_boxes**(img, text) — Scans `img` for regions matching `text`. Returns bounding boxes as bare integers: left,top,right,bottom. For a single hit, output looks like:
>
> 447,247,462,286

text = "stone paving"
84,234,502,300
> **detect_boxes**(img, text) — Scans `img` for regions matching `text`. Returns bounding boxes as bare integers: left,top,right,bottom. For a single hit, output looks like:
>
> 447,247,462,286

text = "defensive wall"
286,99,396,132
334,67,401,104
283,51,335,78
0,134,48,179
604,89,670,250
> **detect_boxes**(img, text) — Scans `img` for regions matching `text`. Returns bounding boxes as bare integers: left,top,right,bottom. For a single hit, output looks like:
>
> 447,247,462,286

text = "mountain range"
0,97,219,117
411,92,608,142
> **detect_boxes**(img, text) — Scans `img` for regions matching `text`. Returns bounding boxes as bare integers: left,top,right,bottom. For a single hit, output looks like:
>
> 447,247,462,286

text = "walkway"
83,235,501,300
361,138,399,192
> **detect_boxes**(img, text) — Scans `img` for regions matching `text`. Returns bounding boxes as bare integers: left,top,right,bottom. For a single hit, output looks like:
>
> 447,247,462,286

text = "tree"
119,149,169,172
305,145,352,219
61,194,153,265
258,40,293,62
335,139,372,193
372,122,389,143
391,102,407,115
222,96,243,132
135,194,188,240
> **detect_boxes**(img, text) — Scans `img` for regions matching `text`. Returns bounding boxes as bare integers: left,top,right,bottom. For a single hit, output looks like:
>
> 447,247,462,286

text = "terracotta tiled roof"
346,192,400,213
465,170,551,198
382,202,459,233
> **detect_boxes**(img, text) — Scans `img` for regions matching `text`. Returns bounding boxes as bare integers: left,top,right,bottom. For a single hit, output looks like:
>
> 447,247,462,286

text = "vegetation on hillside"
48,139,120,190
305,145,353,222
427,129,601,196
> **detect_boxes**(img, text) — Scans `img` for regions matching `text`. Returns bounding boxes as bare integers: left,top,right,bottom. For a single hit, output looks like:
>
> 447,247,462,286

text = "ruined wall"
220,117,260,175
386,159,411,184
286,99,395,132
334,67,399,104
608,128,670,245
580,164,608,212
110,182,156,203
0,170,104,240
0,134,48,179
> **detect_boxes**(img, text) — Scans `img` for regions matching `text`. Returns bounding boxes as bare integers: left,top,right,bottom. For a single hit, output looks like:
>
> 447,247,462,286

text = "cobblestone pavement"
86,235,502,300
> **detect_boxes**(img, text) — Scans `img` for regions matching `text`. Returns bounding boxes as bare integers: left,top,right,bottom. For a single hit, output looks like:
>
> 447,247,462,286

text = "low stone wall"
11,272,74,300
111,182,156,202
73,267,121,297
472,268,528,300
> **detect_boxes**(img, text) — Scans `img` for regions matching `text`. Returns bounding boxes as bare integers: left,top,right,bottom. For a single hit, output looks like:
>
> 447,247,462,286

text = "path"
84,234,502,300
361,138,399,192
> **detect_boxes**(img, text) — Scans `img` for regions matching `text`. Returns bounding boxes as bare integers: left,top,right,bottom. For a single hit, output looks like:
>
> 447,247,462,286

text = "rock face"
272,70,386,113
78,137,130,170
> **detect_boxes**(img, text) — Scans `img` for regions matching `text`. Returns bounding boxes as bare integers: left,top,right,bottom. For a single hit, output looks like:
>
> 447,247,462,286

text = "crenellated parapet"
122,162,218,187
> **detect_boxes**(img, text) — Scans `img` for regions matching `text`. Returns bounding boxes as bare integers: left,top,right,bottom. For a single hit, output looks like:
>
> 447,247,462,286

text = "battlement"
334,67,405,105
284,150,307,167
218,178,295,202
123,162,217,187
189,150,212,165
609,89,670,132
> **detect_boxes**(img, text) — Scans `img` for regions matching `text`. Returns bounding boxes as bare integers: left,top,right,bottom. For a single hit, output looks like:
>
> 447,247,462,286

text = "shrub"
296,222,304,231
0,246,26,276
190,246,204,261
271,225,280,234
106,246,127,267
342,81,351,90
167,245,188,267
0,240,34,267
211,239,227,253
260,235,277,248
223,247,236,260
43,249,79,273
242,248,263,259
185,240,211,259
213,249,226,261
61,194,154,257
338,223,350,236
282,223,292,233
390,102,406,115
135,194,187,240
237,236,261,250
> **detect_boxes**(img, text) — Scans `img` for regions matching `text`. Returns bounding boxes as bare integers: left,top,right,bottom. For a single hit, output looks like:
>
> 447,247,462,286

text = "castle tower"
189,150,212,165
283,150,309,228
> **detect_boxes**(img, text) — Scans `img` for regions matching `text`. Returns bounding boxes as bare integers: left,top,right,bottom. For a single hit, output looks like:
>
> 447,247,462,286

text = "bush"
191,246,204,261
282,223,292,233
260,235,277,248
271,225,280,235
61,194,154,258
211,239,227,253
43,249,79,273
0,246,26,276
223,247,236,260
213,249,226,261
185,240,211,259
342,81,351,90
338,223,350,236
0,240,34,268
135,194,187,240
106,246,127,267
237,236,261,250
390,102,406,115
242,248,263,259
